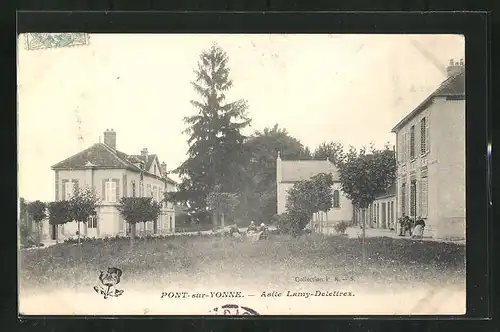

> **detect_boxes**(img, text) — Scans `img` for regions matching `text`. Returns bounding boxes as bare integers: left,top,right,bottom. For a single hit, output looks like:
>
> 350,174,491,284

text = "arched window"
333,190,340,208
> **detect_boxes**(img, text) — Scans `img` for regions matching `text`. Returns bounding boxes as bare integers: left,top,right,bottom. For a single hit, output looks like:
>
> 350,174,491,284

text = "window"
64,181,73,200
410,180,417,216
152,186,158,201
332,190,340,208
169,216,173,231
420,117,429,154
131,181,136,197
147,184,152,197
420,177,428,216
401,183,406,216
105,181,117,202
154,164,157,175
88,215,98,228
410,125,415,159
376,204,379,223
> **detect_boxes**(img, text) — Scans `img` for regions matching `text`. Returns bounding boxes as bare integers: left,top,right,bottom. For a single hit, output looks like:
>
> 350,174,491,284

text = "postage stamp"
24,33,89,51
18,33,467,316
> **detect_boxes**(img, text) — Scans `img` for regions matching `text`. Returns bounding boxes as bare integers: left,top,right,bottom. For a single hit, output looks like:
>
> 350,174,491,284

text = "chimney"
103,129,116,150
141,148,148,162
161,162,167,175
446,58,464,77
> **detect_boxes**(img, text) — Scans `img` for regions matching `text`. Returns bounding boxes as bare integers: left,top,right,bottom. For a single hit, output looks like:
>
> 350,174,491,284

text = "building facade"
276,153,353,234
45,129,177,241
392,59,465,239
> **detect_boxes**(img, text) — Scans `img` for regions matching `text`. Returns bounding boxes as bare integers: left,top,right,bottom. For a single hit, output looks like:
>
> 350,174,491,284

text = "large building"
276,153,353,233
45,129,177,241
392,59,465,239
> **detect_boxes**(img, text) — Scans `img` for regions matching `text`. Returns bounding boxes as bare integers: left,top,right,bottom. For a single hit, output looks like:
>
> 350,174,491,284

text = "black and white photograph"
18,33,466,315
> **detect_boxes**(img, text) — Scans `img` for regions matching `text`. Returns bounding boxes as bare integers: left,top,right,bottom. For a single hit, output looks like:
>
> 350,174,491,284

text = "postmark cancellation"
24,33,90,51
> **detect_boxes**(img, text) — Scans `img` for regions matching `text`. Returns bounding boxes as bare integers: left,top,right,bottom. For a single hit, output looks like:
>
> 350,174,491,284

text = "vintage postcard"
18,33,466,316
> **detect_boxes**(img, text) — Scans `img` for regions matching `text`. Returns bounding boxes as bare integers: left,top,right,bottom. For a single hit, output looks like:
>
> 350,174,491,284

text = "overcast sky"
18,34,464,202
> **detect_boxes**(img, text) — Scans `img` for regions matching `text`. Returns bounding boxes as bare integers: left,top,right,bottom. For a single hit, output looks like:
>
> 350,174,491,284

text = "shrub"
333,221,349,235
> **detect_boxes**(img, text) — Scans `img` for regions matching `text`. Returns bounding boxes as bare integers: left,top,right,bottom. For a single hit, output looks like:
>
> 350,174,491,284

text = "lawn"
19,234,465,292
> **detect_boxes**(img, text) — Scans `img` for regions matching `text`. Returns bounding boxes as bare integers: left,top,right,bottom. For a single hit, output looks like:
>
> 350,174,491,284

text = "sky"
17,34,464,202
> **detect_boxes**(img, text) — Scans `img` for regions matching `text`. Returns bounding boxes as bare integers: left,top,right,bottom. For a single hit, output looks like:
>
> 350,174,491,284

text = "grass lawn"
19,234,465,292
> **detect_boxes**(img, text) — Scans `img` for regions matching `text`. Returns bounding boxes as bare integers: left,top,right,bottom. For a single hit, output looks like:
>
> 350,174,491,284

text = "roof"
51,143,177,184
130,154,157,172
279,159,340,182
391,69,465,132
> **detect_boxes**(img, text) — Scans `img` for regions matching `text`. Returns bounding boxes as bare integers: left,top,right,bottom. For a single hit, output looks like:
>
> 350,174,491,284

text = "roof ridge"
51,143,100,169
99,143,136,169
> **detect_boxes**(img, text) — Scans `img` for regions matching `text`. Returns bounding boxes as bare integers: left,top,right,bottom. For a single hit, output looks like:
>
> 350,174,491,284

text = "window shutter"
114,179,120,202
102,180,106,201
425,116,430,153
122,175,127,197
421,178,428,216
61,180,68,200
406,130,410,161
403,132,407,162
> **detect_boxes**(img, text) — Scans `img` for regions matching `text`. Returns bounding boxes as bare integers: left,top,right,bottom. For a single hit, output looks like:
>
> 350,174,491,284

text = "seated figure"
247,221,258,233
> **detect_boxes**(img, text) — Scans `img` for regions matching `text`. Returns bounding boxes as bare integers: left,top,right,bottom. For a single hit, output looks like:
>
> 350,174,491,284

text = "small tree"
281,173,334,236
310,173,334,232
26,200,47,246
69,187,100,244
337,143,396,263
47,200,73,243
118,197,161,244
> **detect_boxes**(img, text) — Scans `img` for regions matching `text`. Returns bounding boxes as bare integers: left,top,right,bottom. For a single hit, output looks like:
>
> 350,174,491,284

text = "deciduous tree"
47,200,73,243
118,197,162,245
26,200,47,246
337,143,396,262
69,187,100,244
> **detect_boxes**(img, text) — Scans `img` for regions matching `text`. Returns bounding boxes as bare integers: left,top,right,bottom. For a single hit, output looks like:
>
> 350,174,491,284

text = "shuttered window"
420,117,426,154
410,181,417,216
420,177,428,216
410,125,416,159
104,180,117,202
64,181,72,200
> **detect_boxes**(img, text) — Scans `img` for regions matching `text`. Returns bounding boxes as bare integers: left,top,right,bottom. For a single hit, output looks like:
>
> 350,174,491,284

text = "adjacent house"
46,129,177,241
276,152,353,234
391,58,465,239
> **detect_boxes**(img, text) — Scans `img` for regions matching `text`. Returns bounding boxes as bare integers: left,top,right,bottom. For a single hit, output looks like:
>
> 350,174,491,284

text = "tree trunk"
77,221,81,244
325,212,328,234
38,221,42,246
130,223,136,248
362,210,366,266
212,211,217,229
221,212,225,229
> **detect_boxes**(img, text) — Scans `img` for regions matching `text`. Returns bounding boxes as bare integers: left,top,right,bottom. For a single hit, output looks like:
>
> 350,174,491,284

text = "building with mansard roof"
43,129,177,241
